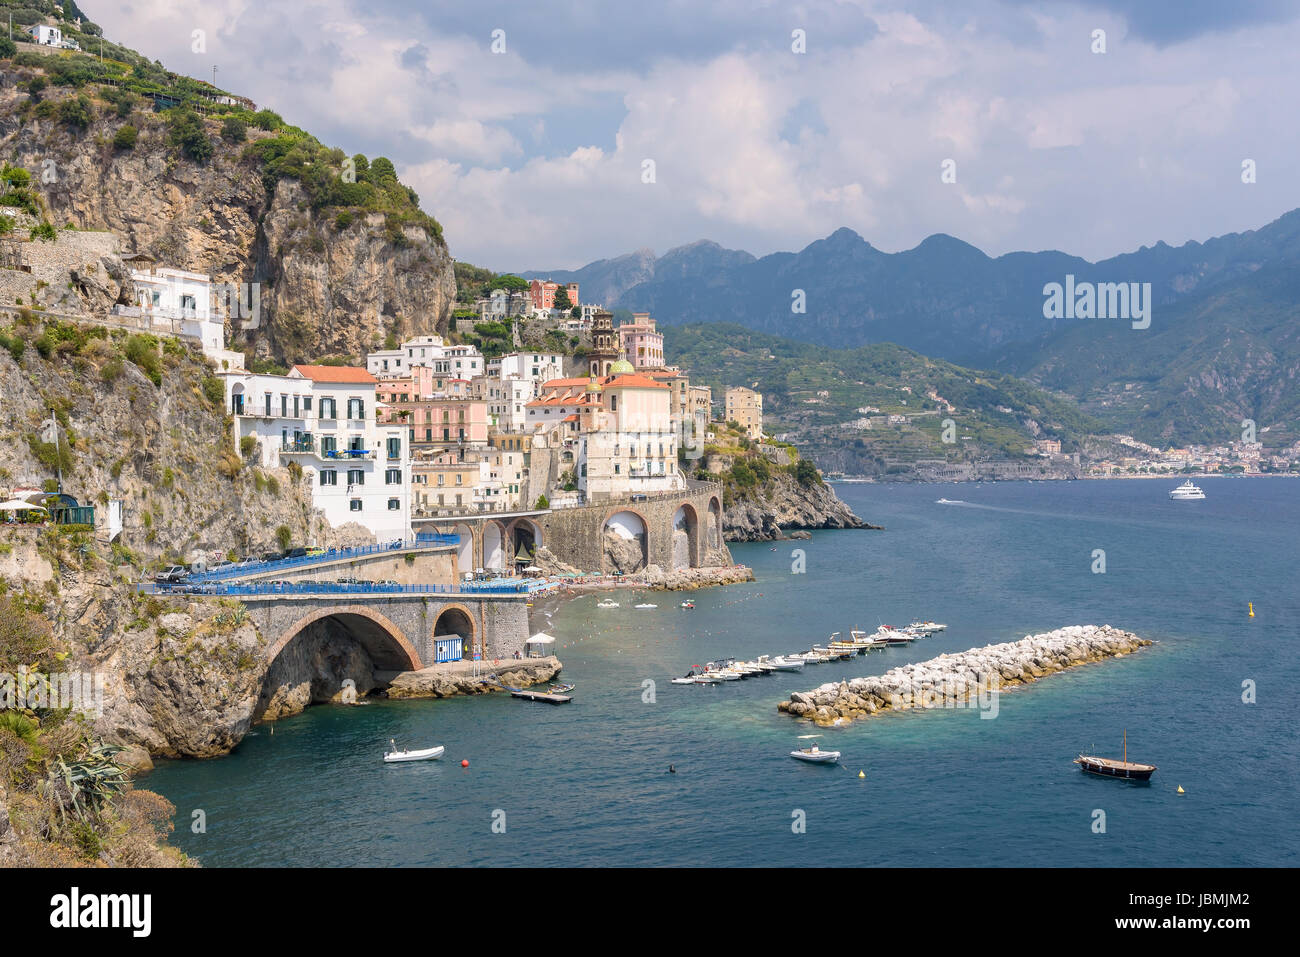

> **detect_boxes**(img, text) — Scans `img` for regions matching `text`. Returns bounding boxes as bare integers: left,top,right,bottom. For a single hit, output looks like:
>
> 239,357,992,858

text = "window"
322,436,336,455
437,474,444,487
320,397,336,419
349,499,362,512
280,394,288,417
264,392,272,416
347,398,365,420
303,396,312,413
386,469,401,485
320,469,337,486
348,469,364,485
388,498,401,511
387,437,401,460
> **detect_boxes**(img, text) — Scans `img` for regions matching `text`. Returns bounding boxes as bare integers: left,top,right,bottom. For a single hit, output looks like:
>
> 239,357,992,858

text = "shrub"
334,210,353,230
201,376,224,407
0,37,16,60
123,334,162,385
167,108,213,163
112,124,138,150
793,458,823,487
100,356,125,382
57,95,93,130
0,330,24,361
239,435,257,458
220,116,247,143
534,495,549,509
730,460,757,488
275,525,292,551
30,221,57,242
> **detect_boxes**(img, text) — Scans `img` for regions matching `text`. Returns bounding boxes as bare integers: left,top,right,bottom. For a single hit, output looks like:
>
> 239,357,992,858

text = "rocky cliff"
0,60,456,363
724,469,877,541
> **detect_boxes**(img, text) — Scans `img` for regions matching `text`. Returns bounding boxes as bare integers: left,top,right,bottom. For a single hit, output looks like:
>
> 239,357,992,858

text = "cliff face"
0,69,456,363
724,469,877,540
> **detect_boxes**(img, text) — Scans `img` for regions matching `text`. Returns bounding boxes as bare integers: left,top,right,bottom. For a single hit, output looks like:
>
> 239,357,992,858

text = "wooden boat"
548,682,576,694
1074,730,1156,781
383,740,444,763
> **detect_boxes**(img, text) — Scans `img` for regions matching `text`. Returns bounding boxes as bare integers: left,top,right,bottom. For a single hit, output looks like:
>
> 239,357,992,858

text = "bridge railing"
186,535,460,582
137,578,554,598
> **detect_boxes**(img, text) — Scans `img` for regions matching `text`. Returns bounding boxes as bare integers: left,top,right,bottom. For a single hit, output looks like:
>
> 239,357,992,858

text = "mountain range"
523,209,1300,448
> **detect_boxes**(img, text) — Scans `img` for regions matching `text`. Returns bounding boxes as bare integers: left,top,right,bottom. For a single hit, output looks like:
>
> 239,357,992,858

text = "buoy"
858,771,865,778
461,759,469,768
1248,602,1255,618
1177,785,1185,793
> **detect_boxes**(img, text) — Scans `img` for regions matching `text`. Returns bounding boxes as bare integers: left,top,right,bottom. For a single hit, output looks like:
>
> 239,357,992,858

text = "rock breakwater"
778,625,1152,726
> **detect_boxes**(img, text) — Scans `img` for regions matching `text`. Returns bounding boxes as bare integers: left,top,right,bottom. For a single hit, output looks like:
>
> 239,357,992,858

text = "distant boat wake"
935,498,968,505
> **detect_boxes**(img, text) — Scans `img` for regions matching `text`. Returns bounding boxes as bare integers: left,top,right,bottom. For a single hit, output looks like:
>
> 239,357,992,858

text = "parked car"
153,565,189,584
305,546,327,557
286,547,308,559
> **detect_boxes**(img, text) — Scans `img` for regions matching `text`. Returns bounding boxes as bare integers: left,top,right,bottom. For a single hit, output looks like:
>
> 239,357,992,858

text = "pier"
779,625,1153,726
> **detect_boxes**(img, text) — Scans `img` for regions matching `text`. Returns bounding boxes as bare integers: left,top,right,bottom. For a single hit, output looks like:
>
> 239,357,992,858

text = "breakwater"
778,625,1152,726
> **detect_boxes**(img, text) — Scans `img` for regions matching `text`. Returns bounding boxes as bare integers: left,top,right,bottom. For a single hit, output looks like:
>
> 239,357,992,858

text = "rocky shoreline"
383,656,561,699
725,471,881,541
778,625,1153,726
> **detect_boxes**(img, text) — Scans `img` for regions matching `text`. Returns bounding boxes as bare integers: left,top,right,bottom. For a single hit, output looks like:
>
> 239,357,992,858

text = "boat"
909,620,947,633
635,603,658,609
851,628,888,650
671,672,700,685
1074,730,1156,781
383,740,444,763
596,600,620,608
510,689,573,704
1169,480,1205,500
769,655,806,671
680,600,695,609
790,744,841,764
547,682,575,694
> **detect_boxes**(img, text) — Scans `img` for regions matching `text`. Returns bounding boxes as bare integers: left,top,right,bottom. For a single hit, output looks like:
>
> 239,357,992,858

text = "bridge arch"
707,495,722,552
507,517,543,567
266,605,423,671
483,520,506,571
453,522,475,574
672,503,700,570
602,507,649,574
434,602,479,659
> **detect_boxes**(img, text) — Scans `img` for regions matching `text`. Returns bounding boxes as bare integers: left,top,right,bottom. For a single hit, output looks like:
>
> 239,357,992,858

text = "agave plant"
44,743,130,825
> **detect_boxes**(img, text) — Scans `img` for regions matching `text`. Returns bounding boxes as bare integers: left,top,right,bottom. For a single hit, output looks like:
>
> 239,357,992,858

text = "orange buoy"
461,759,469,768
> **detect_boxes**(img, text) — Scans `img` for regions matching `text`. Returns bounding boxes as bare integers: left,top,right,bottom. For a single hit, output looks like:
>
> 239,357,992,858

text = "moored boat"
1169,480,1205,500
790,744,841,764
769,655,806,671
1074,730,1156,781
383,740,444,763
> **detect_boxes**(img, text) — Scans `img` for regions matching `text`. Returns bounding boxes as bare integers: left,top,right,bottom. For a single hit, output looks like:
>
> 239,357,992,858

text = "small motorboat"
384,740,444,763
790,743,841,764
548,682,576,694
596,600,620,609
672,673,700,685
680,600,695,609
769,655,806,671
635,603,658,609
1074,730,1156,781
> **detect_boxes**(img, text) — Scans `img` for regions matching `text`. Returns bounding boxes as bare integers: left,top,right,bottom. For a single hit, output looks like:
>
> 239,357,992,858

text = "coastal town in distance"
0,0,1291,931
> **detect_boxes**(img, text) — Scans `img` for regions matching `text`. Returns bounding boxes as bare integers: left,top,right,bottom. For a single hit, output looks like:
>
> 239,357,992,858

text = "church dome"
609,359,635,375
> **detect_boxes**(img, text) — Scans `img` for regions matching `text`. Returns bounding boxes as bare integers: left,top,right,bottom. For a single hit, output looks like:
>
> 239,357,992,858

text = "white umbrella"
0,499,46,512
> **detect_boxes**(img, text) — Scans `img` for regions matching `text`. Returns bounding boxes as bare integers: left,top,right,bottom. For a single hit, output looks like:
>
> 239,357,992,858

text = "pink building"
528,279,580,312
382,393,488,449
618,312,664,369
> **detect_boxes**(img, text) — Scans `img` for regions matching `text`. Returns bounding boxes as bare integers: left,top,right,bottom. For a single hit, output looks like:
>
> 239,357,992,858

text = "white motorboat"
596,600,620,608
769,655,806,671
635,603,658,609
790,744,841,764
383,740,444,763
1169,480,1205,500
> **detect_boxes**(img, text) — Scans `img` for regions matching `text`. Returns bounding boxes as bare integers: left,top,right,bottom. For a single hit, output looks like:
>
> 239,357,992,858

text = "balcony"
281,437,316,455
322,447,375,460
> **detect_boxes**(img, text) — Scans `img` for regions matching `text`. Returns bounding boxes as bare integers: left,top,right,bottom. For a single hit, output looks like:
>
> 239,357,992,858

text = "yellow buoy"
1177,786,1185,794
1248,602,1255,618
858,771,865,778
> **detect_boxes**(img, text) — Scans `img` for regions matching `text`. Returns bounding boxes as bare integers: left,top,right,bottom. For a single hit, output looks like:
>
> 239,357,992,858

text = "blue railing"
137,578,554,598
187,536,459,581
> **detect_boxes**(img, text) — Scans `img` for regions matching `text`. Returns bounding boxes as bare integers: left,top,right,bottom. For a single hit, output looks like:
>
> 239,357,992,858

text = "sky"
87,0,1300,272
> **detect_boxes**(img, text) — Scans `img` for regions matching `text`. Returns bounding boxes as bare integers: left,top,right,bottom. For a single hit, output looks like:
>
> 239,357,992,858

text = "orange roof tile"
292,365,377,384
603,374,670,390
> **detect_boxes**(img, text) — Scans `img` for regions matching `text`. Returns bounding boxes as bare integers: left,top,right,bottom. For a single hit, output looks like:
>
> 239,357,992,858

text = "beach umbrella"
0,499,47,512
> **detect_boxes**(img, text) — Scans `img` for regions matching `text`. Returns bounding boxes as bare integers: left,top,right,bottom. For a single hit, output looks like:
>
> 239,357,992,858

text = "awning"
0,499,46,512
525,633,556,645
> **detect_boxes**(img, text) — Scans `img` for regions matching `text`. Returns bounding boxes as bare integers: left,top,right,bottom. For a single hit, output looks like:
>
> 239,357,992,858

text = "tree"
534,495,549,509
496,274,528,292
0,37,17,59
167,109,213,163
58,95,93,130
553,287,572,311
794,458,822,487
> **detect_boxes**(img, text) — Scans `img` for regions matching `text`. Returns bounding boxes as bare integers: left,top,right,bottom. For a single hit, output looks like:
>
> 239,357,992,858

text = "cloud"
86,0,1300,272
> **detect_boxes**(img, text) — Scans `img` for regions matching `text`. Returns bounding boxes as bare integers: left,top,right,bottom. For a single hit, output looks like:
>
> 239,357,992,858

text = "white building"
119,261,244,370
222,365,411,542
27,25,62,46
486,352,565,386
433,344,483,379
474,376,534,432
366,335,483,380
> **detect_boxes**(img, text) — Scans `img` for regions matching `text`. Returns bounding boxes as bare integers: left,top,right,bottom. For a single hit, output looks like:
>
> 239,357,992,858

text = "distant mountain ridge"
521,209,1300,365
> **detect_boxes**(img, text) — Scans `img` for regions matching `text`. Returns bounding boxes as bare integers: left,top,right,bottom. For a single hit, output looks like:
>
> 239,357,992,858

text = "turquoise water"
145,478,1300,866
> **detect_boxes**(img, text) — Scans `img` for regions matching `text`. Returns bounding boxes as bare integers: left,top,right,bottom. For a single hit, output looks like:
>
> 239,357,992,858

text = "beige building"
725,386,763,440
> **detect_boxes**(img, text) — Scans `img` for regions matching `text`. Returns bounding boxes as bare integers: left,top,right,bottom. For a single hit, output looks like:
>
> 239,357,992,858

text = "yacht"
1169,480,1205,500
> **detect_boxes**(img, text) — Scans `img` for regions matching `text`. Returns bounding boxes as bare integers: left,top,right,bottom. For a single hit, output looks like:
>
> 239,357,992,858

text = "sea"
144,478,1300,867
